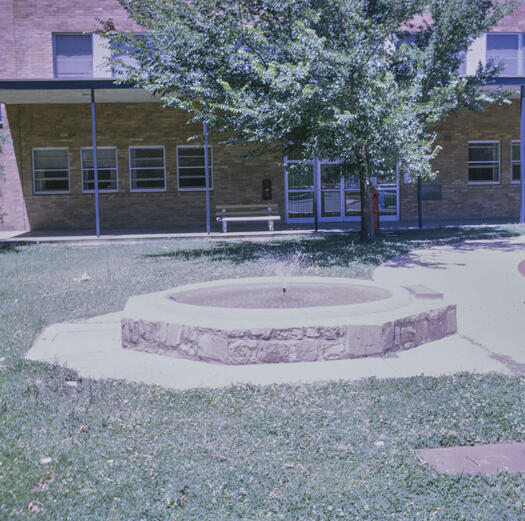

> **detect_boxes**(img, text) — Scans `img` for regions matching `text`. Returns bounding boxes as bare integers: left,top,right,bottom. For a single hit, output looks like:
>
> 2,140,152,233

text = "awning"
0,79,158,104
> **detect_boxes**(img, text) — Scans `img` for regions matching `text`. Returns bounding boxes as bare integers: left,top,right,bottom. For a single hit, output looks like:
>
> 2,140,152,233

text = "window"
486,33,524,76
511,141,522,183
81,147,118,192
111,34,147,77
467,142,500,184
33,148,69,193
396,32,466,76
53,34,93,78
129,147,166,191
177,146,213,190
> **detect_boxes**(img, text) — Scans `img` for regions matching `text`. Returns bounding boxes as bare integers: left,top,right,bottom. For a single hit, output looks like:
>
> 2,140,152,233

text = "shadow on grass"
144,226,518,268
0,243,22,255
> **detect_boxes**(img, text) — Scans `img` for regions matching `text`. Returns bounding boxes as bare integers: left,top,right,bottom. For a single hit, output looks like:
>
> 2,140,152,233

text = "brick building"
1,0,524,232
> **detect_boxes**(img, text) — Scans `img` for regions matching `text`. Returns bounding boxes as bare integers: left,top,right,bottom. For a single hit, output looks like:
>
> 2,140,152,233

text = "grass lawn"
1,226,524,520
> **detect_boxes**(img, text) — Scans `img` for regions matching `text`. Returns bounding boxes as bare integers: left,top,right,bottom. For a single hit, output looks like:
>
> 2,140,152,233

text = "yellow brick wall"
400,101,522,220
8,102,284,230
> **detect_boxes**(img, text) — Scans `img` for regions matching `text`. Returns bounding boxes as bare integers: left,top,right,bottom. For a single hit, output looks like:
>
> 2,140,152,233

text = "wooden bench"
216,204,280,233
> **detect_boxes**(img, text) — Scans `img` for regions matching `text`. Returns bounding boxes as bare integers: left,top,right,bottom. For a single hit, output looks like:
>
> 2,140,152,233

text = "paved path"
374,235,525,374
26,236,525,390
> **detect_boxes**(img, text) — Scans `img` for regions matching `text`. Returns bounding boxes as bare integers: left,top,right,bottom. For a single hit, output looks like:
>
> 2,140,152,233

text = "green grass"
1,226,524,520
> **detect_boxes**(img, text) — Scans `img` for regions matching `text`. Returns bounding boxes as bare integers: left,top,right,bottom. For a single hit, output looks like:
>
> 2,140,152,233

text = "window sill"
82,189,119,194
129,188,167,193
467,181,501,185
34,190,71,195
178,187,214,192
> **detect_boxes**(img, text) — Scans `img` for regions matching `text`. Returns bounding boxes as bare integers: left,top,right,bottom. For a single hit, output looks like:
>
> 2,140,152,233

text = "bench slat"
216,204,279,210
216,211,280,217
217,216,281,222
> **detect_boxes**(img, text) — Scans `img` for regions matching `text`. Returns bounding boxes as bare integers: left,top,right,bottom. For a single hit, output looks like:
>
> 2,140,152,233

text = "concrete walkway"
2,218,521,244
374,235,525,373
26,235,525,390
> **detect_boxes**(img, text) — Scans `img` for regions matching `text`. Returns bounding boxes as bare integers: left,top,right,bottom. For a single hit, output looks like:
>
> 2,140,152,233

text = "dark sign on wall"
421,185,442,201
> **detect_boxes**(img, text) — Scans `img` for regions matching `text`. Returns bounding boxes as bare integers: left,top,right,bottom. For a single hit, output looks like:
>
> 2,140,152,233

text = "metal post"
417,175,423,229
203,121,211,234
520,85,525,223
91,89,100,237
313,157,320,232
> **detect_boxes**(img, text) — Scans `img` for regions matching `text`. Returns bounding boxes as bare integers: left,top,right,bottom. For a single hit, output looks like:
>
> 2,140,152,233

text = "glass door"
285,159,399,223
285,159,314,222
320,163,343,220
343,173,361,219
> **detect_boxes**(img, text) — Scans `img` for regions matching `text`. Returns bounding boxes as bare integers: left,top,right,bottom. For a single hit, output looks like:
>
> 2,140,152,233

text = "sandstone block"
229,339,258,364
257,342,291,363
275,328,304,340
196,332,229,362
320,340,346,360
345,325,385,356
289,340,319,362
445,305,458,334
305,327,321,338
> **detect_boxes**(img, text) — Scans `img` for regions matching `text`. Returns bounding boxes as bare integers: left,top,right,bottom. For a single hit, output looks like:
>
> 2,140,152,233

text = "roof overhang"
2,77,525,104
480,76,525,98
0,79,159,104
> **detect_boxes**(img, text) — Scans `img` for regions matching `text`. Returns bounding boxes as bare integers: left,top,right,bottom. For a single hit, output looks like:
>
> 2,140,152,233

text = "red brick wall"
0,1,17,78
0,104,29,230
493,1,525,32
0,0,142,79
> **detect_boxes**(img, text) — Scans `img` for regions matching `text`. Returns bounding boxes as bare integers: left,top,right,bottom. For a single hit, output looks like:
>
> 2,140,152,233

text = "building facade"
1,0,524,232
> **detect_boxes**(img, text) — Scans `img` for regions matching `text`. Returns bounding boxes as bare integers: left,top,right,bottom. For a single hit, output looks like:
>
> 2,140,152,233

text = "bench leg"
268,220,274,232
222,220,227,233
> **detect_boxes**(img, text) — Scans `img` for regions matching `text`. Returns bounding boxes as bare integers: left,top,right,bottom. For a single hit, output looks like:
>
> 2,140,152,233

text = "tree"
105,0,517,241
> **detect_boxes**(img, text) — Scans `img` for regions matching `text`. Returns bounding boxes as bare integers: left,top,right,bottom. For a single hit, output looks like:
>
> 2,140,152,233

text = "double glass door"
285,159,399,223
319,163,361,219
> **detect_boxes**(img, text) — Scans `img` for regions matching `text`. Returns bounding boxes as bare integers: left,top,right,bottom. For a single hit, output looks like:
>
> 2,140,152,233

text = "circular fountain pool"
121,277,457,364
170,279,392,309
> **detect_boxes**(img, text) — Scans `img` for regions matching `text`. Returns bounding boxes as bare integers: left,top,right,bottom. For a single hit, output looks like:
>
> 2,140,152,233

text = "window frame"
467,141,501,185
485,32,524,76
176,145,214,191
511,140,522,184
128,146,167,192
52,33,94,79
80,146,119,193
32,147,70,195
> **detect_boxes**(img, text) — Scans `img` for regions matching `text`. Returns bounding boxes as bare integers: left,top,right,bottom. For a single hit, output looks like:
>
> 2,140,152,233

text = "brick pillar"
0,104,29,231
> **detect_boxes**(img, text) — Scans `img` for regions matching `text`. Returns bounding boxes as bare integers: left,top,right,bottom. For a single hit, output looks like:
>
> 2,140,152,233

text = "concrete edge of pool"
120,277,457,365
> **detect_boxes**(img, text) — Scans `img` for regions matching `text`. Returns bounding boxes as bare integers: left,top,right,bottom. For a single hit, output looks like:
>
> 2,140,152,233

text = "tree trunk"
359,175,375,243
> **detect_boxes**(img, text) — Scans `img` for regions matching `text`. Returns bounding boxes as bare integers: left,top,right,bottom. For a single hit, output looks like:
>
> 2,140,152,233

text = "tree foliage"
105,0,518,240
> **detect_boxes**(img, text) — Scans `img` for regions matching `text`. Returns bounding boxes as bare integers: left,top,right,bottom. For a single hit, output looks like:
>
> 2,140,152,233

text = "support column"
417,174,423,229
203,121,211,234
520,85,525,223
91,89,100,237
313,157,320,232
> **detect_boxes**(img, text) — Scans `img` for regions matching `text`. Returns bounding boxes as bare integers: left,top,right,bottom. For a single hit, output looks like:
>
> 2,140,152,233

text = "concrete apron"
26,236,525,390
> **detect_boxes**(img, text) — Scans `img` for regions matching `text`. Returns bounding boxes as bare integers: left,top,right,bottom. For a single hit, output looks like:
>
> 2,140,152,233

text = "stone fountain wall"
121,304,457,365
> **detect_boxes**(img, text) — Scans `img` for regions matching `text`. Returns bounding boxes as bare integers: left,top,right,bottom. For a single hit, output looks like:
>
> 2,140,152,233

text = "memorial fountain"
121,275,456,365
